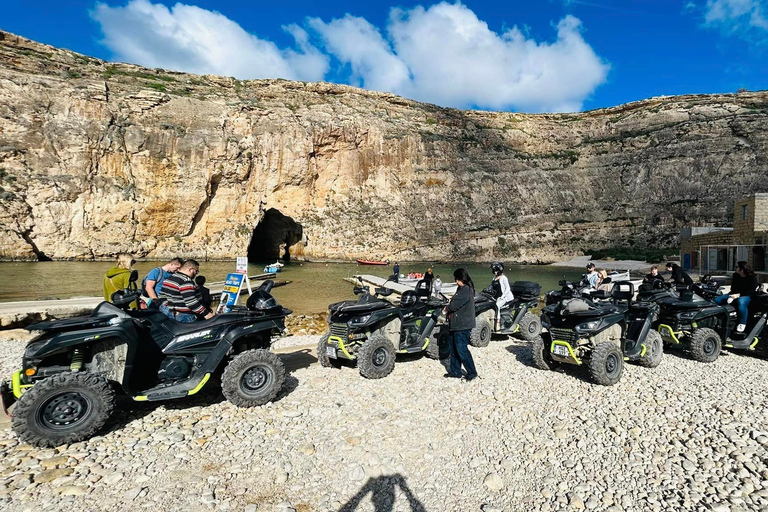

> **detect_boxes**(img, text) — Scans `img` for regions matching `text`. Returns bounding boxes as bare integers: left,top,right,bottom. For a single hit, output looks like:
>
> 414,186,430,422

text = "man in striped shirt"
159,259,214,323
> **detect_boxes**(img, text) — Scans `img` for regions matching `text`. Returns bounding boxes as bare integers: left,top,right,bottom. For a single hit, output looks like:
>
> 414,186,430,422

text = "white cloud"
92,0,609,112
702,0,768,33
91,0,328,81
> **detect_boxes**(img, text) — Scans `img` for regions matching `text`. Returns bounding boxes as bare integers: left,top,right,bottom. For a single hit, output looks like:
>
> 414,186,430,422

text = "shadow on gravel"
278,349,316,372
505,343,593,383
339,474,426,512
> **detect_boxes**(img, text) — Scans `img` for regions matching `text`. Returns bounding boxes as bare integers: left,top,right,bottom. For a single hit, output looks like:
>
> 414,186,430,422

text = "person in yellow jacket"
103,253,136,306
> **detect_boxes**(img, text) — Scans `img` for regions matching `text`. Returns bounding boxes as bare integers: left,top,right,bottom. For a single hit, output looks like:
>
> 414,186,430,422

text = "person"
195,275,212,310
583,263,599,289
159,259,214,323
143,257,183,307
442,268,477,382
666,262,694,287
423,267,435,295
489,262,514,330
714,261,759,333
103,253,136,306
643,266,661,283
433,275,442,298
393,262,400,283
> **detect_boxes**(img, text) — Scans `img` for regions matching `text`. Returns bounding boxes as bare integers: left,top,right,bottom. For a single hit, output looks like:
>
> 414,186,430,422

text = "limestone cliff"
1,30,767,263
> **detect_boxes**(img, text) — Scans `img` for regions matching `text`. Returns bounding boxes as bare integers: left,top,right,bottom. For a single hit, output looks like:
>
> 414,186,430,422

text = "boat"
264,261,284,273
356,259,390,266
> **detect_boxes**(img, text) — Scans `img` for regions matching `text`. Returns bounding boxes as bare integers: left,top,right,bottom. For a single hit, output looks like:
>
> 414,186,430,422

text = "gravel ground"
1,333,768,512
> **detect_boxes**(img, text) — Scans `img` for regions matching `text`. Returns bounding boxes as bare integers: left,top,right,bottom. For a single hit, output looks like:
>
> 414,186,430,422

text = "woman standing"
442,268,478,381
103,253,136,305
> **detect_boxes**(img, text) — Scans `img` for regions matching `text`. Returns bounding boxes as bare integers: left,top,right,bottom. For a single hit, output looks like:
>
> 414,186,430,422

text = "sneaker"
461,375,478,382
443,373,461,379
737,324,746,333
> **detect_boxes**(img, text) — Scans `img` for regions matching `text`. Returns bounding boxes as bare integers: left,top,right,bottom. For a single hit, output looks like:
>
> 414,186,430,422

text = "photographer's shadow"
340,474,426,512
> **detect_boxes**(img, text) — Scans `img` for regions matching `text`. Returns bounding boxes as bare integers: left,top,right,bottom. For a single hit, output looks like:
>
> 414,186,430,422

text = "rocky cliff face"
1,30,767,263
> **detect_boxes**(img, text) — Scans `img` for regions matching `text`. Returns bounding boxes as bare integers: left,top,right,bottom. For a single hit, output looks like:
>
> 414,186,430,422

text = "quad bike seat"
158,313,246,336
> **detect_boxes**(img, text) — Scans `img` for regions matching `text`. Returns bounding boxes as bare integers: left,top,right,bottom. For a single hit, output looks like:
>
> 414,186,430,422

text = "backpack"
141,267,163,295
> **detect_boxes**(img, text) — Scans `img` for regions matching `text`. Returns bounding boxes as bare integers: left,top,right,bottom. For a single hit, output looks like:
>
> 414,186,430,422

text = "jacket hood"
106,266,132,278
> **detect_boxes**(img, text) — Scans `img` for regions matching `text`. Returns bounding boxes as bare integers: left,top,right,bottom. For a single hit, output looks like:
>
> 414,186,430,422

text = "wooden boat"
356,259,389,266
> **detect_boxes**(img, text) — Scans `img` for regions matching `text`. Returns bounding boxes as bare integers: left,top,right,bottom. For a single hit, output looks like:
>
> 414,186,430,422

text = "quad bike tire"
689,327,721,363
424,334,440,360
222,349,285,407
637,330,664,368
12,372,115,448
470,318,492,348
531,335,559,371
437,329,451,361
588,342,624,386
317,334,341,368
517,313,542,341
358,335,396,379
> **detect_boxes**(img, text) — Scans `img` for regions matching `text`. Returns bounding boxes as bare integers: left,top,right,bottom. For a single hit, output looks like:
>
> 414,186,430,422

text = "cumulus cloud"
92,0,609,112
701,0,768,35
91,0,328,81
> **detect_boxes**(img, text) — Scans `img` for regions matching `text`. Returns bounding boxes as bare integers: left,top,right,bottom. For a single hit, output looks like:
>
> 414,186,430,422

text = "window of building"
742,204,748,220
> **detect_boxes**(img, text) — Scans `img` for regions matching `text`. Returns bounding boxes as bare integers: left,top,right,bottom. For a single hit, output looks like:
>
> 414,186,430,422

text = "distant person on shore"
583,263,599,289
393,262,400,283
713,261,759,333
666,262,694,287
442,268,478,382
433,275,442,298
195,275,212,310
423,267,434,294
159,259,214,323
104,253,137,307
143,257,183,307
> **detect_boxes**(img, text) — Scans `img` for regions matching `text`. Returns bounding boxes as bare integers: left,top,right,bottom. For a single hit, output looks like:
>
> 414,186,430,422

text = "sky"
1,0,767,113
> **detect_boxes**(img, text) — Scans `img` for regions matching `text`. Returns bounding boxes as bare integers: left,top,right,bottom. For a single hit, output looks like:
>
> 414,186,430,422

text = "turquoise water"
0,261,583,315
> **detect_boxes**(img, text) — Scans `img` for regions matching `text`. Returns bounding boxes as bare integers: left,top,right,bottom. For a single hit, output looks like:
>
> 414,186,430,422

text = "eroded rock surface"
1,30,766,262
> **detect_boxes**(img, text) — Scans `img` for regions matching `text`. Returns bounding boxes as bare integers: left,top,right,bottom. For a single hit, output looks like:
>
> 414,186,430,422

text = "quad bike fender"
223,318,285,346
373,318,401,350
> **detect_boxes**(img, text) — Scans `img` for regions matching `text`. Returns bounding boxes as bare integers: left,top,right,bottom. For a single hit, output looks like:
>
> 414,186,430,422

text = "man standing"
143,257,183,306
392,261,400,283
160,259,214,322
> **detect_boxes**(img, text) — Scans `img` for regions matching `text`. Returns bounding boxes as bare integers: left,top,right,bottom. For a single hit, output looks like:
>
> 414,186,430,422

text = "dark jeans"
160,304,197,323
714,294,751,324
448,329,477,379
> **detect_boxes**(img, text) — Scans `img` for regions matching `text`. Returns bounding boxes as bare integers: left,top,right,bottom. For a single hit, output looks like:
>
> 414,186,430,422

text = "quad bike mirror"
259,280,275,293
375,287,393,297
129,269,139,283
111,289,140,309
353,286,367,295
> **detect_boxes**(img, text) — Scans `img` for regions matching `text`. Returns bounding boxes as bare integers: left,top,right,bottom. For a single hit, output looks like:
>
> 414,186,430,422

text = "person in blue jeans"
713,261,760,333
442,268,478,381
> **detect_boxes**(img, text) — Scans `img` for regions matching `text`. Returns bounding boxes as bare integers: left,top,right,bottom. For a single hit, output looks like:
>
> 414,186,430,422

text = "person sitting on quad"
143,257,183,308
490,262,514,329
433,275,442,297
104,253,138,308
643,266,661,283
583,263,599,289
666,262,694,287
713,260,759,333
160,259,214,323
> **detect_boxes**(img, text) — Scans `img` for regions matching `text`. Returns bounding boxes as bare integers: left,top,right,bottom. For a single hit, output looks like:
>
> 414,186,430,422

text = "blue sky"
1,0,767,112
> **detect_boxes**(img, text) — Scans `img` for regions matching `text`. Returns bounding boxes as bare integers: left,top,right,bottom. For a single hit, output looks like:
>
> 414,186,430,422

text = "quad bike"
655,282,767,363
534,281,663,386
0,271,291,447
318,278,448,379
470,281,542,347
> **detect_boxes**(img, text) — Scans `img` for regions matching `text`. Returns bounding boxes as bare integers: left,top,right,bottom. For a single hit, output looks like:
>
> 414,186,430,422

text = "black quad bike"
655,284,767,363
0,272,291,447
470,281,543,347
533,281,663,386
318,279,447,379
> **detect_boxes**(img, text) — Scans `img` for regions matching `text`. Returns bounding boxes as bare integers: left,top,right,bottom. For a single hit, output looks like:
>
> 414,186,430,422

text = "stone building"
680,194,768,275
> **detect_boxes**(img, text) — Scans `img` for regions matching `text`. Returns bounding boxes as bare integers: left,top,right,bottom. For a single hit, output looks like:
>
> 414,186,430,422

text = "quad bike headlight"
678,311,697,320
349,314,372,327
576,320,600,332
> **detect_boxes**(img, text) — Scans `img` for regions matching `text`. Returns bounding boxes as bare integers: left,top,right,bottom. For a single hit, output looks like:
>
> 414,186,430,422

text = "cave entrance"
247,208,303,262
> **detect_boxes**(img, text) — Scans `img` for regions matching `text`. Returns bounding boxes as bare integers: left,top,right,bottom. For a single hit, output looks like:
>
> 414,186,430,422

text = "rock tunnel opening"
247,208,303,262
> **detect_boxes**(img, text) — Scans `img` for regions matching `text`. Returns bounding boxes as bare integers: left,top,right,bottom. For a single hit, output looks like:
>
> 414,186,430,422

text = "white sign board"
236,257,248,274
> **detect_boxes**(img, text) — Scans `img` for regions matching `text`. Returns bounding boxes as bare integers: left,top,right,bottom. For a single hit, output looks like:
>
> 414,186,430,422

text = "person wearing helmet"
490,262,514,330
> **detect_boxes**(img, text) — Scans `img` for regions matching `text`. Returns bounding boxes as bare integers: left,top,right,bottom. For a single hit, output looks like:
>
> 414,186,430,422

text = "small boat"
264,262,283,273
356,259,390,266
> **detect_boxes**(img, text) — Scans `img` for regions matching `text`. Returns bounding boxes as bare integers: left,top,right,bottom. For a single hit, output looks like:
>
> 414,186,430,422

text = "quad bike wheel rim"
605,353,620,376
528,322,537,334
241,365,273,395
372,347,389,367
704,337,717,356
38,392,92,431
482,326,490,340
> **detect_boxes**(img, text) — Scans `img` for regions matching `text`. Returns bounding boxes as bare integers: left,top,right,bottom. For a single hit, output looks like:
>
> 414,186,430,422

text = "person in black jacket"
666,262,694,287
442,268,477,381
714,261,760,333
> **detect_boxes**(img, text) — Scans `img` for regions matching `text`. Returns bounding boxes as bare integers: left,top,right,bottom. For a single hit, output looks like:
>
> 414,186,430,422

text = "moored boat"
356,259,390,266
